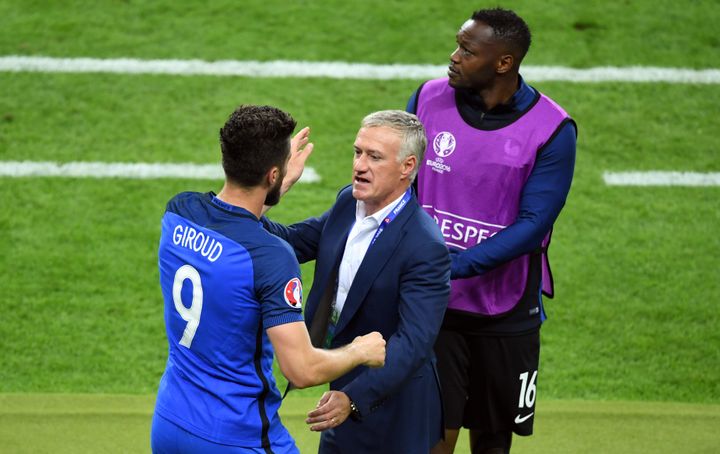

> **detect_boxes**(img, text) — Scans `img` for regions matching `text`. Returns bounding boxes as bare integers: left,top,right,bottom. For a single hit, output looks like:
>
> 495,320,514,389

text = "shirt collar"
355,189,408,225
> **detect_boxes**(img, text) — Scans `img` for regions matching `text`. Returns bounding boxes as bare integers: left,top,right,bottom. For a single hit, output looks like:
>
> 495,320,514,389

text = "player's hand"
306,390,351,431
281,126,314,196
352,331,386,368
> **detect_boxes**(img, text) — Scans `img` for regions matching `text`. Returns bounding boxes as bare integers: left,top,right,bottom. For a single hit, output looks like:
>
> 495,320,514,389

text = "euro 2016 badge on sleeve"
283,278,302,309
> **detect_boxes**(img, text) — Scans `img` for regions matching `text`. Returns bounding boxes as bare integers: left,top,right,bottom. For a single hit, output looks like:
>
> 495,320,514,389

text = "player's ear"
496,53,514,74
267,166,280,187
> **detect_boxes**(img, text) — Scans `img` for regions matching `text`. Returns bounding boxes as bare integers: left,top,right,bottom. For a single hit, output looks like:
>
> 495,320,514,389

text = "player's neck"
216,183,264,219
473,73,519,111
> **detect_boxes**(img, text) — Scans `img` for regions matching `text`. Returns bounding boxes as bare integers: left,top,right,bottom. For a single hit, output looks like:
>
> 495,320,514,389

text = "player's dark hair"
471,8,532,63
219,105,296,187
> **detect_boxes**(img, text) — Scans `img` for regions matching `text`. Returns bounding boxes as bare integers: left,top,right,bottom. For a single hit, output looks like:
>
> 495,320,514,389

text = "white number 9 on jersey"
172,264,203,348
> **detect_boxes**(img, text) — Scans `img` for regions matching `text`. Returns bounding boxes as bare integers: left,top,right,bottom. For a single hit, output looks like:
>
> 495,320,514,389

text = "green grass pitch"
1,395,719,453
0,0,719,452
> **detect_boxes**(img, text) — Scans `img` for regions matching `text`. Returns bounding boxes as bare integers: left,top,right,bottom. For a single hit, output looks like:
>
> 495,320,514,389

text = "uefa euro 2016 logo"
283,278,303,308
433,131,456,158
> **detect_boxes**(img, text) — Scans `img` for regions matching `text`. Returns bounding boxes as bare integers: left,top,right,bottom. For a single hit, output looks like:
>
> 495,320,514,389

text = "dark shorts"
434,328,540,436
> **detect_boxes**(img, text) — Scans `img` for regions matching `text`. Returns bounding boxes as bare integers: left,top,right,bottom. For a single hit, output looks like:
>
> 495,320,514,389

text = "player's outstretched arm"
267,321,385,389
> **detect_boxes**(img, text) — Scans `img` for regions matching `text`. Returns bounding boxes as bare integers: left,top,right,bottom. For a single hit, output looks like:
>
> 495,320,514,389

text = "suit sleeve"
260,212,329,264
262,186,352,264
340,237,451,416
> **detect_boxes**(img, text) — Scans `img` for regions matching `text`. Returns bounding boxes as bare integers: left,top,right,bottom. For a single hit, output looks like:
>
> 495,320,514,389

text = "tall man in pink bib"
407,8,577,454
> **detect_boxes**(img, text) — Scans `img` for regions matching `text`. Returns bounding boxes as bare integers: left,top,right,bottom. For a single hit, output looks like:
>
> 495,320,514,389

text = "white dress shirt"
333,191,408,317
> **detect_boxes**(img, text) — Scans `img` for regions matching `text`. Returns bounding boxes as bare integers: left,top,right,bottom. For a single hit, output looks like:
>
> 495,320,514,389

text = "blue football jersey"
154,192,303,451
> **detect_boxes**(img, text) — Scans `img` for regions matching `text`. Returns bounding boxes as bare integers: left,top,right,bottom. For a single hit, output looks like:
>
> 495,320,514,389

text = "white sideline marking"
603,171,720,186
0,161,321,183
1,56,719,83
523,66,720,84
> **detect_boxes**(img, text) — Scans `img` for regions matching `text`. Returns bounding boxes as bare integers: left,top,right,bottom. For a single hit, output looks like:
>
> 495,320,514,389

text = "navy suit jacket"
263,185,450,453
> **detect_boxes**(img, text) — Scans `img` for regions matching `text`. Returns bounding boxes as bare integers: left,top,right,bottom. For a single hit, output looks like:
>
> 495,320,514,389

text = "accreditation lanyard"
369,187,412,246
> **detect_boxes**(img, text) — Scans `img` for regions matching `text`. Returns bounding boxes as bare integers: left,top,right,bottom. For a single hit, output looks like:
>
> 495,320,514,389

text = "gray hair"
361,110,427,181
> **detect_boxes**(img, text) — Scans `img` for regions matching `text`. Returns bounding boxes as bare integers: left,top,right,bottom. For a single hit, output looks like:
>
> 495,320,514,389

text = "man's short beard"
264,177,282,206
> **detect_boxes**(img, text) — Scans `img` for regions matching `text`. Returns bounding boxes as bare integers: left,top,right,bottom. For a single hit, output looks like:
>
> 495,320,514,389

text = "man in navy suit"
263,110,451,453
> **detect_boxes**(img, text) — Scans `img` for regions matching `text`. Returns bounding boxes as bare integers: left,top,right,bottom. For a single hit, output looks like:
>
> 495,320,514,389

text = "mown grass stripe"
0,161,321,182
603,171,720,186
2,394,719,417
1,56,719,83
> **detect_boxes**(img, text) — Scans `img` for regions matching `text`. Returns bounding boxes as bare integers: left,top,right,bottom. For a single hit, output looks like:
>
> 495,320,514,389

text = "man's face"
447,19,505,90
351,126,413,215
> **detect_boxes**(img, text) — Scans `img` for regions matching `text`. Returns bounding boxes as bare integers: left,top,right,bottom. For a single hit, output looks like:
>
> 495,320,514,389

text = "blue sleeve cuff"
263,311,304,330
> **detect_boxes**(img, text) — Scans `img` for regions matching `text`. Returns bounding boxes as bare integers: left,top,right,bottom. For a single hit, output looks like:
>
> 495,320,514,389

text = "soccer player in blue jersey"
151,105,386,454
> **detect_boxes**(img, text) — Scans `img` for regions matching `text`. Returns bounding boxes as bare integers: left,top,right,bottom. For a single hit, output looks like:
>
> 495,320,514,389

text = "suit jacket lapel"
304,199,355,333
334,199,416,335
